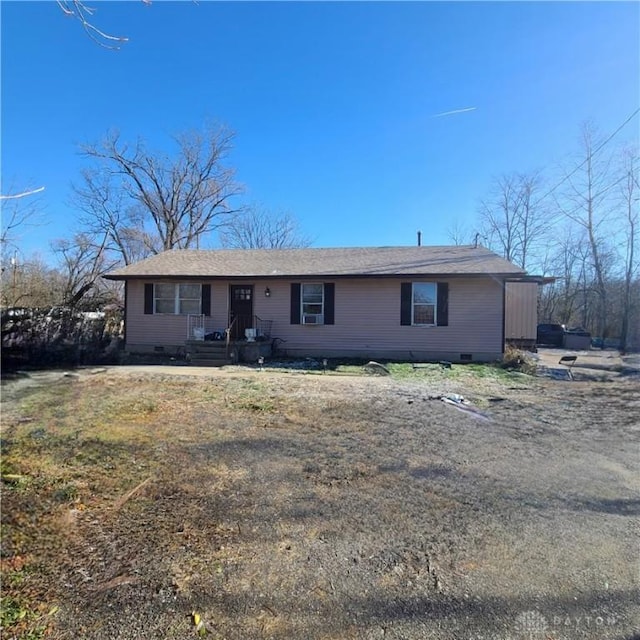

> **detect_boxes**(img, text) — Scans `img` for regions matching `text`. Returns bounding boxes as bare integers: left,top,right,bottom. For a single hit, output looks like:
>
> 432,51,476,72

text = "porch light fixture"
264,287,271,297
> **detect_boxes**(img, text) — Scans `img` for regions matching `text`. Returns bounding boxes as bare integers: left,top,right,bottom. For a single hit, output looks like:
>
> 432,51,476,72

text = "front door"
229,285,254,339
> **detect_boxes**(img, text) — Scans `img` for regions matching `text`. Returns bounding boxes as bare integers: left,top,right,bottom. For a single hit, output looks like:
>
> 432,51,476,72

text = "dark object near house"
537,323,566,347
559,355,578,379
565,327,591,337
564,327,592,350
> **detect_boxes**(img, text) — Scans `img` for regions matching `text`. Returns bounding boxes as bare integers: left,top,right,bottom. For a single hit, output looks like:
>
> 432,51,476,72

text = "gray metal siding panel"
505,282,538,340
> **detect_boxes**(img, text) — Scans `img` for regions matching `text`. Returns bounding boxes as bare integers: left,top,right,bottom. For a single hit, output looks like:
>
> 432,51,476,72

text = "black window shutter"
201,284,211,316
144,283,154,315
324,283,335,325
400,282,412,326
437,282,449,326
123,281,129,344
290,283,301,324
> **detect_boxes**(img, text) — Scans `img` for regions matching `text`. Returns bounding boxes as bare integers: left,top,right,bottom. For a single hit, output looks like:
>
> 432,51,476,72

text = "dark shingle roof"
104,245,525,280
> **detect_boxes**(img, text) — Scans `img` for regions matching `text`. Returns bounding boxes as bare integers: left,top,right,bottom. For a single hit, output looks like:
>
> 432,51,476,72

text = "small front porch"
185,313,273,366
185,339,273,366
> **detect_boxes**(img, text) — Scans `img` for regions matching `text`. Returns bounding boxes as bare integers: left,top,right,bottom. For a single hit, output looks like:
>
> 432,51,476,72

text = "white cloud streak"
431,106,477,118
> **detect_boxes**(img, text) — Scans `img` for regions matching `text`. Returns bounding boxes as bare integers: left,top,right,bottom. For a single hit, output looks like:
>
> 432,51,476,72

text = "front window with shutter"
401,281,448,327
301,283,324,324
291,282,335,325
302,283,323,314
153,283,202,315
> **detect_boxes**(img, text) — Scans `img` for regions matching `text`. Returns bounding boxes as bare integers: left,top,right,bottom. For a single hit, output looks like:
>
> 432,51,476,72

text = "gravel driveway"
2,363,638,640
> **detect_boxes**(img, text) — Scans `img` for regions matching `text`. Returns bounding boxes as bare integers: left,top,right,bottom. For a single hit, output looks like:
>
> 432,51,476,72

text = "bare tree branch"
618,148,639,350
219,206,312,249
554,123,624,337
52,231,120,308
445,219,475,246
1,188,46,252
73,125,242,265
56,0,156,49
57,0,131,49
478,171,548,270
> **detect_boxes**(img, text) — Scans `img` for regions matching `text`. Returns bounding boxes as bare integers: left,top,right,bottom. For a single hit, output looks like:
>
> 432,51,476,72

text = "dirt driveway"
1,361,638,640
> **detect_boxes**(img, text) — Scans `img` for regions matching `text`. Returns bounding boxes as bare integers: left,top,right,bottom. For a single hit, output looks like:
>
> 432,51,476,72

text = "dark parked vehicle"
536,323,566,347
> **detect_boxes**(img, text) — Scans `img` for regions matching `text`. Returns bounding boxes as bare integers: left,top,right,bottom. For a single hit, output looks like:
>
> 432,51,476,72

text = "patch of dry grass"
3,366,635,639
0,366,519,640
1,374,264,638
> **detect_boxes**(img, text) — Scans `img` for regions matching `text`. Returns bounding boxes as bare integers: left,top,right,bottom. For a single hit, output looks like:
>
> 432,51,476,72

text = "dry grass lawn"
1,362,638,639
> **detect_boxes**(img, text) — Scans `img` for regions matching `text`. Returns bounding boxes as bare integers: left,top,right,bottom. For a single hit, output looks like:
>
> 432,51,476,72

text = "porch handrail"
187,313,206,340
253,315,273,339
225,316,237,359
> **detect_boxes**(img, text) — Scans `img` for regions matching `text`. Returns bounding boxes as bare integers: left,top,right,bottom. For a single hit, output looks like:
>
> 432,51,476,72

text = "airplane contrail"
431,106,477,118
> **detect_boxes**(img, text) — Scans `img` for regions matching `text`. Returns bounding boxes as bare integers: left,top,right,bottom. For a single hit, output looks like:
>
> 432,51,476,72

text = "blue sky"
2,1,639,258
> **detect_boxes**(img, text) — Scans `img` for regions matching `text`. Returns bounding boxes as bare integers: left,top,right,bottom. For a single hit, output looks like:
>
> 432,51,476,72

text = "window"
412,282,437,326
290,282,335,325
233,287,252,301
301,283,324,318
400,282,449,327
152,283,202,314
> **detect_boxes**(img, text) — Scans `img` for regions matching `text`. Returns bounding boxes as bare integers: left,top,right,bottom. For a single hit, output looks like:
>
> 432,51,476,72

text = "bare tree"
445,219,475,246
73,125,242,265
618,148,639,351
538,227,584,324
72,168,148,266
0,254,64,308
57,0,151,49
474,118,639,343
1,187,48,308
52,232,120,308
219,206,312,249
1,187,45,253
478,171,548,270
555,123,618,338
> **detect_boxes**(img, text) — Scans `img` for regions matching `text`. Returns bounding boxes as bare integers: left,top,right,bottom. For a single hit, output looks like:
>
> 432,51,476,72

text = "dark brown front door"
229,285,254,339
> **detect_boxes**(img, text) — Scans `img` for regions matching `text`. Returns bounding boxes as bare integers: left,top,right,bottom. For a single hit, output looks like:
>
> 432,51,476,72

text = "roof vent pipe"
417,230,422,247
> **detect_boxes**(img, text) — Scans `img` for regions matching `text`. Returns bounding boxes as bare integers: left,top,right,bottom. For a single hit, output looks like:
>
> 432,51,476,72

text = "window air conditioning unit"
302,314,323,325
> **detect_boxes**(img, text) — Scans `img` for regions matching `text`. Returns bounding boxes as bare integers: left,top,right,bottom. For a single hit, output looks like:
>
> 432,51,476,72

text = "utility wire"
476,108,639,264
534,106,640,208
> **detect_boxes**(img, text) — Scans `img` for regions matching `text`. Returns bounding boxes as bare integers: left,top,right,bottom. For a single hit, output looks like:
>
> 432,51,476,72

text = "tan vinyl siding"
126,279,288,348
279,278,503,360
125,277,505,361
126,280,205,348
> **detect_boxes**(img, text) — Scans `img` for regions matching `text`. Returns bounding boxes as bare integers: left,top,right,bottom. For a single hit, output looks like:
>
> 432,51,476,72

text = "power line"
535,106,640,207
477,108,639,263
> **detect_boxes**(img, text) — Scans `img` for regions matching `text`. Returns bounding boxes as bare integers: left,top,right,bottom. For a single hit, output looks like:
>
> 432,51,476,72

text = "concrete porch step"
189,348,229,357
186,339,232,367
186,340,228,350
